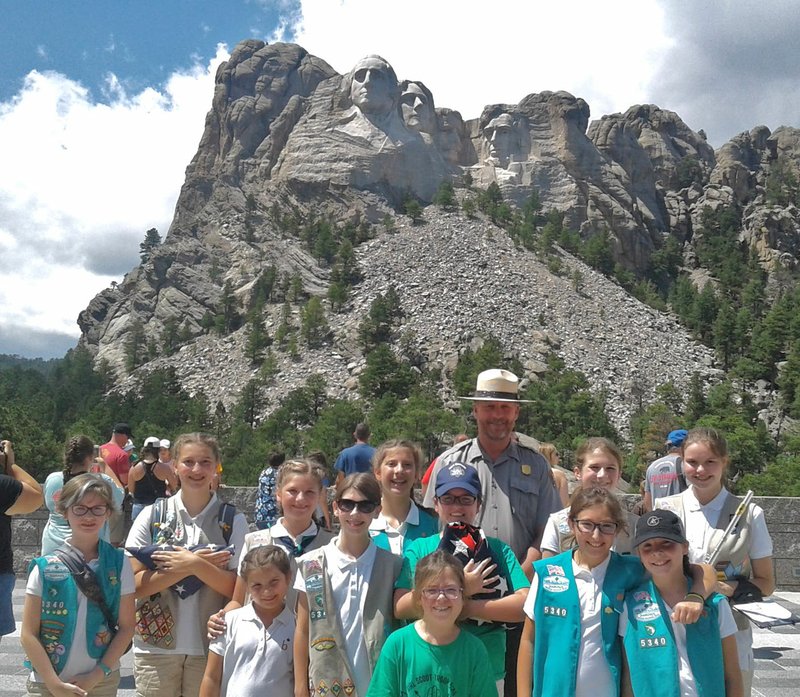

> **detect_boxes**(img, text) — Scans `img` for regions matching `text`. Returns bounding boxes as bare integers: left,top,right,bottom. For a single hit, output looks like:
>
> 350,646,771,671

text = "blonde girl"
22,474,135,697
538,443,569,507
540,438,639,557
294,473,401,697
655,427,774,697
125,433,248,697
200,546,295,697
367,551,495,697
369,440,438,554
207,460,333,638
41,436,124,556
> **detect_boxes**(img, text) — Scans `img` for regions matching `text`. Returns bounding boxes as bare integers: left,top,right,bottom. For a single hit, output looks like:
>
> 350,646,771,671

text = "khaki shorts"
27,670,120,697
133,652,206,697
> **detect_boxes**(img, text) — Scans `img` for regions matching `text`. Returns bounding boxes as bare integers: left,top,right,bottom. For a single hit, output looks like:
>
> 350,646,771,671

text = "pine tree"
301,297,329,348
139,228,162,264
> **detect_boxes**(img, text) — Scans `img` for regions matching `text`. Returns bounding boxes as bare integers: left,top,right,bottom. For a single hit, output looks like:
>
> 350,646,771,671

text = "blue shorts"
0,572,16,635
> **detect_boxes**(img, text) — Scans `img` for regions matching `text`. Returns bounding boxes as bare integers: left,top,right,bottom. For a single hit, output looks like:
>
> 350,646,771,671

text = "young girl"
367,551,496,697
125,433,248,697
518,487,708,697
128,437,178,521
41,436,125,555
619,510,743,697
395,462,530,695
540,438,639,557
538,443,569,507
655,427,774,697
200,546,295,697
294,473,401,697
21,474,135,697
207,459,333,637
369,439,438,554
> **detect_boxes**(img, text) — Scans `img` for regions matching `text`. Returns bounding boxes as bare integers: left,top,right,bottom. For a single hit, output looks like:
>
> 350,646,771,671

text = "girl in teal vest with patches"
518,488,711,697
619,509,743,697
21,474,135,697
369,440,438,555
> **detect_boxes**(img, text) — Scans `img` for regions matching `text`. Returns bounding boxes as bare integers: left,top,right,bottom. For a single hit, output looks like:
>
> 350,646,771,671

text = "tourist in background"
100,423,133,546
643,429,689,512
0,439,43,644
254,451,285,531
538,443,569,507
333,423,375,484
42,435,124,555
128,436,178,521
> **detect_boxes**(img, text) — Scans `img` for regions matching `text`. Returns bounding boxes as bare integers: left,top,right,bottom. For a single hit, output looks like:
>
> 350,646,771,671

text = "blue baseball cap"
435,462,481,498
666,429,688,447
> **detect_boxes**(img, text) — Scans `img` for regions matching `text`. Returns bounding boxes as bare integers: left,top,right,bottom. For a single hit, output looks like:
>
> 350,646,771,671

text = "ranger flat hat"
459,368,532,403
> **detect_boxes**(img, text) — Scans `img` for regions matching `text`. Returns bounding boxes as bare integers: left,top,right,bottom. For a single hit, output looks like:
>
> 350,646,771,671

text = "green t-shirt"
396,533,530,680
365,623,497,697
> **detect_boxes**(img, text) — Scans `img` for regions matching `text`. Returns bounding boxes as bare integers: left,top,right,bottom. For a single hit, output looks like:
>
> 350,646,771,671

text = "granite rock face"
77,40,800,435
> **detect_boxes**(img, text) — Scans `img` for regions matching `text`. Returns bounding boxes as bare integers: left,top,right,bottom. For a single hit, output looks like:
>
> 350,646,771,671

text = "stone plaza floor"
0,579,798,696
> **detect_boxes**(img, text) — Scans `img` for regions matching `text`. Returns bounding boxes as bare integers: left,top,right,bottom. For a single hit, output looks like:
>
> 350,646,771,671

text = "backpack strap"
150,496,170,542
676,455,688,492
218,501,236,545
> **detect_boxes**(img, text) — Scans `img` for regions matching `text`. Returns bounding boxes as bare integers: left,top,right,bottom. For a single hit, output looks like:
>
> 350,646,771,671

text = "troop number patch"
639,637,667,648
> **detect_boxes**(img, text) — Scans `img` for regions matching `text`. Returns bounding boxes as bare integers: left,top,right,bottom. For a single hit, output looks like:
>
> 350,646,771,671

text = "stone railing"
12,490,800,591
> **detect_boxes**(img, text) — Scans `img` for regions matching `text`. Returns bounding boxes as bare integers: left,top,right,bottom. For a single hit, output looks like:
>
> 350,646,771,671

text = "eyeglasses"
437,494,477,506
421,587,463,600
573,519,618,535
337,499,379,514
71,504,110,517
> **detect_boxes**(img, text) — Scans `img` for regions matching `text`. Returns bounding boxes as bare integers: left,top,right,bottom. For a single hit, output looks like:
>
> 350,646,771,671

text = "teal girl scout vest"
25,540,123,674
622,578,726,697
530,551,642,697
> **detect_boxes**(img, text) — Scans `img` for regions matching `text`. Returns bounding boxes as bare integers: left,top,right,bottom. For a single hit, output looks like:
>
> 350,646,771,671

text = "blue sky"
1,0,799,359
0,1,296,101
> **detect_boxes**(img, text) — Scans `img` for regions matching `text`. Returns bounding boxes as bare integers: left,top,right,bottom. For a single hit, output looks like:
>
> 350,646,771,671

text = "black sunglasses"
337,498,379,514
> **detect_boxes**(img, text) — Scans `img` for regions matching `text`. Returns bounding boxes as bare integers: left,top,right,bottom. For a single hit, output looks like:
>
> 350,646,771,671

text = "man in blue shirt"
334,423,375,484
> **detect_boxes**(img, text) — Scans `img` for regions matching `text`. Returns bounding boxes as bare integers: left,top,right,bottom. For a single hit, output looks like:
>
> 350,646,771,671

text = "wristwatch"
98,661,113,677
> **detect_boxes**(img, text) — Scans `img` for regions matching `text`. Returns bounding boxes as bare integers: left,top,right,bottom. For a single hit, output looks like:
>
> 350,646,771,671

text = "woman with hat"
655,428,774,696
619,509,743,696
395,462,530,695
128,436,178,521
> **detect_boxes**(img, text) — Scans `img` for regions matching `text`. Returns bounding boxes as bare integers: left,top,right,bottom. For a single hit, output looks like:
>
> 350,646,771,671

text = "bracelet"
98,661,113,677
684,592,705,604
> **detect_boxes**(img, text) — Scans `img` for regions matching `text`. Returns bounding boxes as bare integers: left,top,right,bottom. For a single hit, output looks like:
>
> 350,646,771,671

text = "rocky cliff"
77,40,800,435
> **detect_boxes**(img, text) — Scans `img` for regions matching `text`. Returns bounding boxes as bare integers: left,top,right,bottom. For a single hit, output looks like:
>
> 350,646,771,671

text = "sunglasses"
336,498,379,514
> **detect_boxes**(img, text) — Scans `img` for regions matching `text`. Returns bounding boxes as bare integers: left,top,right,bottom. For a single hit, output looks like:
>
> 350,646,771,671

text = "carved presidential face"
350,56,396,116
484,113,517,166
400,82,435,134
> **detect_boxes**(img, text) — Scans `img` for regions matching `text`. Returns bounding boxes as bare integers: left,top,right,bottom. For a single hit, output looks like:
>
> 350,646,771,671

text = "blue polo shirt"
334,442,375,476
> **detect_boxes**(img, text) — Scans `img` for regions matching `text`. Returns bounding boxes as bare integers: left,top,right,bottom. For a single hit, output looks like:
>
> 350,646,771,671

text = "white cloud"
0,45,230,348
292,0,671,123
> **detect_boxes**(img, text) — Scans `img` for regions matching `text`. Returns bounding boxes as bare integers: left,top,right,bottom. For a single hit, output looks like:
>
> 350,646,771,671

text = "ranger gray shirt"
422,437,561,560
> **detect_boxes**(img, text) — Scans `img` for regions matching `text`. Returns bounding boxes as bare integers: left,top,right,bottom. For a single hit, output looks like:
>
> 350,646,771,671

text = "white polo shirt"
209,603,294,697
369,501,421,555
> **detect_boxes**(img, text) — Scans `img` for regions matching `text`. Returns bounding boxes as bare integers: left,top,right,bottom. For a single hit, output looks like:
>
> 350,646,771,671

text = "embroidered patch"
543,605,567,617
311,636,336,651
331,680,342,697
343,678,355,696
521,464,531,475
317,680,329,697
644,624,656,636
305,573,324,592
304,559,323,574
633,591,651,602
639,636,667,648
542,575,570,593
633,602,662,622
42,563,70,582
545,565,565,577
136,600,175,647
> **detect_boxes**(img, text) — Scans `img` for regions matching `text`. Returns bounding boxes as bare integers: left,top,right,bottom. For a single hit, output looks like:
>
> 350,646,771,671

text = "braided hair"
63,435,94,484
